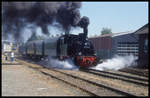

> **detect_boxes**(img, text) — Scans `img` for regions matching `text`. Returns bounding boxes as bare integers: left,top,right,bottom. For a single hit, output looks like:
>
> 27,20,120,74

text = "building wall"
134,23,148,68
112,33,138,58
2,42,13,53
2,40,20,57
138,34,148,68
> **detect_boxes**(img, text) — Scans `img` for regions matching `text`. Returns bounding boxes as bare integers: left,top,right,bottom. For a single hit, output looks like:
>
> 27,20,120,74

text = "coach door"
59,37,67,58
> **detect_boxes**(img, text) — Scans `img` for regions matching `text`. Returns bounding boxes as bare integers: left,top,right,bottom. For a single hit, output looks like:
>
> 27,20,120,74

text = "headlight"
78,52,82,55
94,53,97,55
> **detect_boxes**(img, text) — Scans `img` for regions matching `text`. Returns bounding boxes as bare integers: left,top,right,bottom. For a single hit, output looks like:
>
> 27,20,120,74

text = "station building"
2,40,13,53
2,40,20,54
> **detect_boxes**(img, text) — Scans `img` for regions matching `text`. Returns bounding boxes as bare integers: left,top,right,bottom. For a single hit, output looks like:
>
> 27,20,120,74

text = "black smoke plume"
2,2,90,42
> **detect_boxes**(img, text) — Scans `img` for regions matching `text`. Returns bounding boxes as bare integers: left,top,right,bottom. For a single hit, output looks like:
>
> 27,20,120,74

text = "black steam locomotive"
19,28,97,67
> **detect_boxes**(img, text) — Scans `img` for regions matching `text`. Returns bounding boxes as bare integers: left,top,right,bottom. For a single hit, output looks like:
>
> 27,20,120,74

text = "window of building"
117,41,138,57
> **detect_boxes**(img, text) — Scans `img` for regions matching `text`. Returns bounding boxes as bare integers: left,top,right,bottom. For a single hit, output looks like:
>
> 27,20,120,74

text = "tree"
101,28,112,35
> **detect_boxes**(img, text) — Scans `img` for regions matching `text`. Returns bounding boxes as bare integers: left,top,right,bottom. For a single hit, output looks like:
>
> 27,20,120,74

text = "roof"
89,33,112,39
134,23,149,34
89,31,134,39
112,31,134,37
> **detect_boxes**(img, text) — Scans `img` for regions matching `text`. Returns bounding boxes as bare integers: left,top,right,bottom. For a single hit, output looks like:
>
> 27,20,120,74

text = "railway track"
119,68,148,77
17,58,139,96
38,68,135,96
17,58,148,96
80,68,148,87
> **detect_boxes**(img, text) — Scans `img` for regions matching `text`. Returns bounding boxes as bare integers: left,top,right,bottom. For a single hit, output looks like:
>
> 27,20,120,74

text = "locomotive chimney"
83,27,88,40
78,16,89,41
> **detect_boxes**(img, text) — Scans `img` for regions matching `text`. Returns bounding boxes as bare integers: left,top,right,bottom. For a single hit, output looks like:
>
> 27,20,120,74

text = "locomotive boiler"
19,28,97,67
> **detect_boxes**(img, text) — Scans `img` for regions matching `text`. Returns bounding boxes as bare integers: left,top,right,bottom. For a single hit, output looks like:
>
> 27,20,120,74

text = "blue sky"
70,2,148,37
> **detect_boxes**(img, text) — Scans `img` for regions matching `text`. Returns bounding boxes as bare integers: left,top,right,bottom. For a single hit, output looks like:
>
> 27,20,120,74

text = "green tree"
101,28,112,35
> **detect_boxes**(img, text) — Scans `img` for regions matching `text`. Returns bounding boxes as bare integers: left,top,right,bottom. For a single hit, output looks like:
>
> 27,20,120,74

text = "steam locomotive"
19,28,97,67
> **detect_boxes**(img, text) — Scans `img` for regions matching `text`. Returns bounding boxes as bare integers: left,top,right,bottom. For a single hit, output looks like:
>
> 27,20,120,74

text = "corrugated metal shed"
112,32,139,57
89,31,138,59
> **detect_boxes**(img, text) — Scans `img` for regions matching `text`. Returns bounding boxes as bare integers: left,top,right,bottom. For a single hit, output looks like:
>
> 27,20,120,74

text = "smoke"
78,16,89,28
39,56,79,70
2,2,90,42
91,55,138,71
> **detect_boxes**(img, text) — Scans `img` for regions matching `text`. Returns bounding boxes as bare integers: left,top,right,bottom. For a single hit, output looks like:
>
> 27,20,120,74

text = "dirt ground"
2,59,90,96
